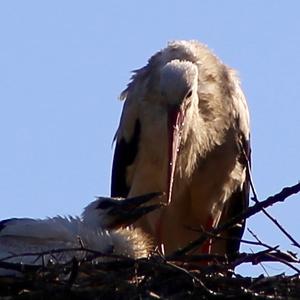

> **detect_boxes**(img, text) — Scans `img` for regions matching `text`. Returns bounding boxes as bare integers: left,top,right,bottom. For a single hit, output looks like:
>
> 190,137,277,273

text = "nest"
1,252,300,299
1,182,300,300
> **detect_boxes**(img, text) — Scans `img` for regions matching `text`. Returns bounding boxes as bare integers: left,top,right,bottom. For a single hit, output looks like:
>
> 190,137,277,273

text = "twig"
267,253,300,274
247,228,271,275
164,260,222,297
247,228,300,274
256,203,300,249
231,248,300,266
241,142,300,249
251,247,270,276
66,257,79,288
187,225,276,249
0,247,135,264
170,182,300,258
0,260,41,272
247,228,271,248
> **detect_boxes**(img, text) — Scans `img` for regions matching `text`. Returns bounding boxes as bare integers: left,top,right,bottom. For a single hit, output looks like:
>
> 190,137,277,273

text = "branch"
170,182,300,258
241,139,300,249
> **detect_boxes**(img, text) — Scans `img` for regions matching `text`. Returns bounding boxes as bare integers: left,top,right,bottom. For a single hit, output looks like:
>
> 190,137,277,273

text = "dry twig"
171,182,300,258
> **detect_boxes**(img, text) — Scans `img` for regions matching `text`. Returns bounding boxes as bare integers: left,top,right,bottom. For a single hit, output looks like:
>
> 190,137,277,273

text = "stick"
170,182,300,258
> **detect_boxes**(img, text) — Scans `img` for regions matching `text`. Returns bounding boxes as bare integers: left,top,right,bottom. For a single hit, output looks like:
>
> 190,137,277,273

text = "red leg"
200,216,214,254
155,210,165,254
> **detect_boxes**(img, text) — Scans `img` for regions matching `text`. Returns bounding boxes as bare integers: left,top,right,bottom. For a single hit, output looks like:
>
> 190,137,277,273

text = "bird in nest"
0,193,162,274
111,40,251,257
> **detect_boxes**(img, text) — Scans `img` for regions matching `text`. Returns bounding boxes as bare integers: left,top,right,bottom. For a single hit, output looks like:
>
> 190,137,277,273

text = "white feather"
0,197,151,275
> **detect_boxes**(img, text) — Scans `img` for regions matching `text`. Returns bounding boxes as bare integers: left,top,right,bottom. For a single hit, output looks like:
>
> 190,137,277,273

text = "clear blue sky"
0,1,299,276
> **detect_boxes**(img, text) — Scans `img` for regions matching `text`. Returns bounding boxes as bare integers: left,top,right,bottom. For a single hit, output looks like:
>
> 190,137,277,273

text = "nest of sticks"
1,182,300,300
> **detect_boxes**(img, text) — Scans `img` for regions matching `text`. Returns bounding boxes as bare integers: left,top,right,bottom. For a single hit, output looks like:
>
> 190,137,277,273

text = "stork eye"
186,90,192,98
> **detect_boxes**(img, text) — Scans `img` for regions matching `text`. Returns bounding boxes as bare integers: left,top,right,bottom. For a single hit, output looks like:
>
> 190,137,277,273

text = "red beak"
167,104,186,204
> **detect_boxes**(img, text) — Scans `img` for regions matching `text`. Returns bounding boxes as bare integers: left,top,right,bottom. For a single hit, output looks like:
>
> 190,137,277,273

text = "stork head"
160,60,198,107
160,60,199,204
82,193,163,230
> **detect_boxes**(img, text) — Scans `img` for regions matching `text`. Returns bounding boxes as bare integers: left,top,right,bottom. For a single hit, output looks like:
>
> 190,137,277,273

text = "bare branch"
241,140,300,250
170,182,300,257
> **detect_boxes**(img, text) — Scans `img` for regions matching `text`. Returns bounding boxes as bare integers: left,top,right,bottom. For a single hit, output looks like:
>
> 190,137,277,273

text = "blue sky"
0,1,299,276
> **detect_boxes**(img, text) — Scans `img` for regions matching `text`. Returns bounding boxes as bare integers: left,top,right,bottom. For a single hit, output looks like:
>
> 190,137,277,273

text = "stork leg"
199,216,214,254
154,209,167,254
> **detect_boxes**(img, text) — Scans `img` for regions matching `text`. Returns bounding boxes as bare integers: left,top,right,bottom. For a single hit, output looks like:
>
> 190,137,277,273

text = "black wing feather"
220,182,249,257
111,120,141,198
219,135,251,258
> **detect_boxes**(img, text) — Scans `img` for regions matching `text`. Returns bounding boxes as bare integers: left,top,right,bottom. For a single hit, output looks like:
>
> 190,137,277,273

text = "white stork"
111,40,250,257
0,193,160,272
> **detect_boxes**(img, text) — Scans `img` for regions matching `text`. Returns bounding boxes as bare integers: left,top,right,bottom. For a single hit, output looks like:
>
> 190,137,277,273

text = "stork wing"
213,66,251,258
111,137,130,198
215,135,251,259
0,217,108,267
110,64,148,198
218,179,249,257
0,218,79,266
0,217,80,241
111,46,174,198
111,119,141,198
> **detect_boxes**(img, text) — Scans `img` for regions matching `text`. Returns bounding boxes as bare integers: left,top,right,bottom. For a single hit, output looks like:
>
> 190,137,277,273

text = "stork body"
111,40,250,256
0,194,159,272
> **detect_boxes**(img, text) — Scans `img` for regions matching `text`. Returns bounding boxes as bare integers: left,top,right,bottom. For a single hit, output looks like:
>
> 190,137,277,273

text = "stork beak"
167,104,186,205
100,193,164,229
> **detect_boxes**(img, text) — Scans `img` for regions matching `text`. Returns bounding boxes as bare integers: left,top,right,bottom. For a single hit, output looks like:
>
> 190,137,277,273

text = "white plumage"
111,40,251,257
0,193,160,274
